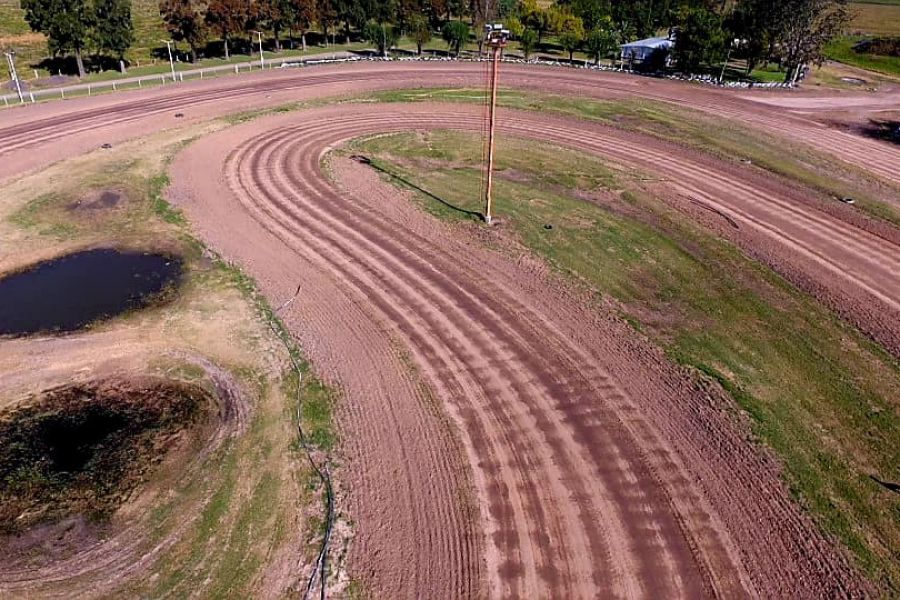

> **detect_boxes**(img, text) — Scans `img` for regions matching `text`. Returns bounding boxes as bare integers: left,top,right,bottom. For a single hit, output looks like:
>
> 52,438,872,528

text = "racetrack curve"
1,62,899,189
2,62,898,598
168,102,880,598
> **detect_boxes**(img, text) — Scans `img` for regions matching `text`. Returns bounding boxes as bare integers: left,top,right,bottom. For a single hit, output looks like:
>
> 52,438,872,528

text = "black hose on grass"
269,286,336,600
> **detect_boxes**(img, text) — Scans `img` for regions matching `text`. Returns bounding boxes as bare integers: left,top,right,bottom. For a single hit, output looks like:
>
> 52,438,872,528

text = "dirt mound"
0,378,209,532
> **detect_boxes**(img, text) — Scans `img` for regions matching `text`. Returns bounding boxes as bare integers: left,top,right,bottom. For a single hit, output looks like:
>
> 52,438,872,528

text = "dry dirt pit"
0,377,210,533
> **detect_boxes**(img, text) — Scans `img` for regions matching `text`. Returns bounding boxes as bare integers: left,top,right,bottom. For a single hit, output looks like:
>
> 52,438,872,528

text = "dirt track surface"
3,63,897,597
1,62,899,187
167,102,880,598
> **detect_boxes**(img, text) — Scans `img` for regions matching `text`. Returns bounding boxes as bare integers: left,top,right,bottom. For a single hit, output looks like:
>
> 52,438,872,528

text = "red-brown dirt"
2,63,898,598
167,102,886,599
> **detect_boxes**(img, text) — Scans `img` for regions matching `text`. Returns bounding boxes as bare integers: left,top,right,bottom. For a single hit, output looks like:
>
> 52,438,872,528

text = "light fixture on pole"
4,49,24,104
482,23,509,225
161,40,176,82
253,31,264,70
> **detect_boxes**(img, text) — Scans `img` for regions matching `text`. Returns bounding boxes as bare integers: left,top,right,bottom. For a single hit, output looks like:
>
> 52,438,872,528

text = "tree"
22,0,94,76
775,0,850,83
256,0,289,51
506,15,524,38
522,0,550,43
672,6,726,73
727,0,780,74
584,24,618,65
287,0,317,51
442,19,469,57
408,13,431,55
519,27,537,60
160,0,207,62
94,0,133,61
319,0,339,45
363,20,398,57
557,14,585,62
206,0,249,58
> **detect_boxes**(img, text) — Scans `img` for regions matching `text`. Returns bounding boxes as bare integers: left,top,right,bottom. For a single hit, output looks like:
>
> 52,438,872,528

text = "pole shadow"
350,155,483,220
870,475,900,494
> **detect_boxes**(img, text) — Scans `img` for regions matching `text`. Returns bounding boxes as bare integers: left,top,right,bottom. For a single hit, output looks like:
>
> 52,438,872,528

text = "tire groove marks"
170,103,874,598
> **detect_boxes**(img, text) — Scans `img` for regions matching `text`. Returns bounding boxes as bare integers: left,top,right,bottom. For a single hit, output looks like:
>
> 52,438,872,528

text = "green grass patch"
150,173,188,225
366,88,900,227
826,36,900,78
353,129,900,592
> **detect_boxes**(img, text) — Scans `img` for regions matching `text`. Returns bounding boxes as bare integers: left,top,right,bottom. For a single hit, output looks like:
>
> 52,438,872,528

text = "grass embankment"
367,88,900,227
823,2,900,77
0,122,336,596
826,36,900,78
351,129,900,592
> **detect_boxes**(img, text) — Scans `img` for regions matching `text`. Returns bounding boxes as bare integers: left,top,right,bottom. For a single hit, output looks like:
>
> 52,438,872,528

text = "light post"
482,23,510,225
161,40,176,82
4,50,24,104
719,39,735,84
253,31,265,70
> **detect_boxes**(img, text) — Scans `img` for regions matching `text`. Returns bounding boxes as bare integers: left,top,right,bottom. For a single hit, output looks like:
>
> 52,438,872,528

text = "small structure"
620,36,674,70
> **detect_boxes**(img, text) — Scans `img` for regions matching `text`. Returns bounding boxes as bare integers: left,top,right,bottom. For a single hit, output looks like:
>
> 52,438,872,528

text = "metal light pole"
253,31,264,69
482,24,509,225
162,40,176,82
718,39,735,84
4,50,24,104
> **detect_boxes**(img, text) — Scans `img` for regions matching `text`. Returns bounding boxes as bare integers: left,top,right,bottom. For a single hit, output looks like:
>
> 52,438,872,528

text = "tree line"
17,0,851,82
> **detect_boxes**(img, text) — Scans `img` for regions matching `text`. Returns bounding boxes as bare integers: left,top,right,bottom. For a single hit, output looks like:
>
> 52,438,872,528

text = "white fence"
1,53,798,107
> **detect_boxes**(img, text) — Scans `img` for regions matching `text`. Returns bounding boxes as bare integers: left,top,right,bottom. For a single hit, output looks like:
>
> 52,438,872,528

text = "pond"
0,249,182,336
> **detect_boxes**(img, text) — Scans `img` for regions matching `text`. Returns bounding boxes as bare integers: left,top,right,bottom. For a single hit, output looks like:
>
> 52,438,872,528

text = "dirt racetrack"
2,63,899,598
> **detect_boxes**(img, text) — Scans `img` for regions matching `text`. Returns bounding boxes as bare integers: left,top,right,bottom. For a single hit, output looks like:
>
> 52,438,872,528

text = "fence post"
61,88,65,99
200,70,204,79
88,85,91,96
179,72,184,82
30,91,35,102
234,64,238,74
112,81,117,91
138,78,142,88
3,96,7,107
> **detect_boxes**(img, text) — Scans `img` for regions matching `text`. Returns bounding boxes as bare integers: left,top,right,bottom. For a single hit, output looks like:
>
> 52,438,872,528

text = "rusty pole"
484,43,501,225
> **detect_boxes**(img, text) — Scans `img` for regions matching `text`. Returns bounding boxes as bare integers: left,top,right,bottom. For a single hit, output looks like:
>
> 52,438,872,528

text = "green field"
850,1,900,36
826,35,900,77
350,127,900,592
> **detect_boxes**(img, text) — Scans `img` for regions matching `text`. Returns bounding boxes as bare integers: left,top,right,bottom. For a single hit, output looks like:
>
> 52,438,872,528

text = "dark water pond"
0,249,182,336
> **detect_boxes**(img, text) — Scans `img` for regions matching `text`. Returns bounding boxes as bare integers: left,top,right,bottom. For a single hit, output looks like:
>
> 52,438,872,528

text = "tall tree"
94,0,134,60
518,26,537,59
160,0,207,62
442,18,469,56
727,0,781,74
522,0,550,42
584,21,618,65
289,0,317,50
672,5,726,72
256,0,290,51
775,0,850,82
557,13,585,62
408,13,432,54
206,0,249,58
22,0,94,76
320,0,340,45
363,20,398,56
